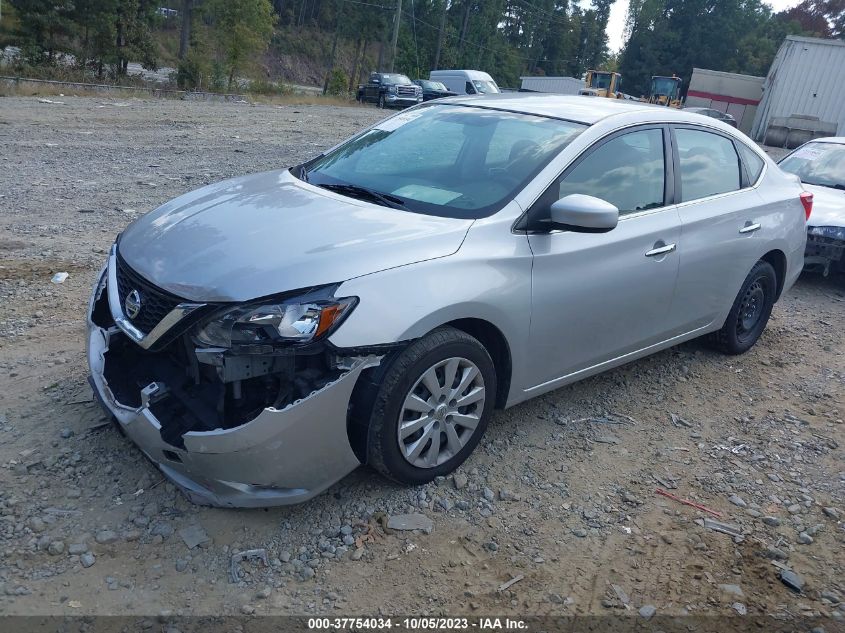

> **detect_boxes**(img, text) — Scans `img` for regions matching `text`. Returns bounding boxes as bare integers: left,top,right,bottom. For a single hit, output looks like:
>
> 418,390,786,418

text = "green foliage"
619,0,837,97
7,0,159,75
5,0,839,98
247,78,292,95
325,67,348,96
202,0,277,90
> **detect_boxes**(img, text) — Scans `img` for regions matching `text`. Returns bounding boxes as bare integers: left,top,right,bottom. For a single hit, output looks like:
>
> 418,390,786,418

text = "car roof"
805,137,845,145
440,93,706,125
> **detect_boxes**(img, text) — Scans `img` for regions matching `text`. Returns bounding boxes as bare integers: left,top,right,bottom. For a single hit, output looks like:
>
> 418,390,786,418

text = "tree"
9,0,74,62
778,0,844,38
203,0,276,90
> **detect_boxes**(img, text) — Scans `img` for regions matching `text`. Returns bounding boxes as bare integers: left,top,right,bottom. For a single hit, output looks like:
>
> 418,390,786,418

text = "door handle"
739,222,761,234
645,243,676,257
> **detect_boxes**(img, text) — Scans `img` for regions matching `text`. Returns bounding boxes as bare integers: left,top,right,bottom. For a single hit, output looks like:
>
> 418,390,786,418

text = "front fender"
329,218,532,405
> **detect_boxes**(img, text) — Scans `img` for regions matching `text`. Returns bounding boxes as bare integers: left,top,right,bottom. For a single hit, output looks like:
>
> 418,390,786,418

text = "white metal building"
519,76,583,95
751,36,845,143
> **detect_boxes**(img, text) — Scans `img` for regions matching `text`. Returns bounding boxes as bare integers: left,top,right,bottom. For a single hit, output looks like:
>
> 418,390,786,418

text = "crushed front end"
805,225,845,276
87,245,381,507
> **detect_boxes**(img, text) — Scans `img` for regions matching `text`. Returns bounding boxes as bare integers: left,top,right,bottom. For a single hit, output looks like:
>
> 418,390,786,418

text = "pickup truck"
356,72,423,109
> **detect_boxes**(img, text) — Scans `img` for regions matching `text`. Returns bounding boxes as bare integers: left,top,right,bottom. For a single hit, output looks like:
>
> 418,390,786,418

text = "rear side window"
737,143,765,184
675,128,741,202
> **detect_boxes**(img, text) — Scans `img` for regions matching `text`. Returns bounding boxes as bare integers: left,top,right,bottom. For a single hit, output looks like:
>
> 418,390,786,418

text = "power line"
399,6,577,65
332,0,579,66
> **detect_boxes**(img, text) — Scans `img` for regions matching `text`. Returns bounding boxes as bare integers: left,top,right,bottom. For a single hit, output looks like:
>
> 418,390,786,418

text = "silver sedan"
87,95,809,507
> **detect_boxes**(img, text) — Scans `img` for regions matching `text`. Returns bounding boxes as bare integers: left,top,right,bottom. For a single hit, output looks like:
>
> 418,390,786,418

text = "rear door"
667,126,768,332
525,125,682,388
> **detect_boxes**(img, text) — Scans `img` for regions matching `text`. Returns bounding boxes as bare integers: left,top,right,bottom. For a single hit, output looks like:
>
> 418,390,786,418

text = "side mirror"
548,194,619,233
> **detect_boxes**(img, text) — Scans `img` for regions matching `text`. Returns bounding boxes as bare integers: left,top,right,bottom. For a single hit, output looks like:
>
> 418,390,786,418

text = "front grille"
115,255,182,335
397,85,416,96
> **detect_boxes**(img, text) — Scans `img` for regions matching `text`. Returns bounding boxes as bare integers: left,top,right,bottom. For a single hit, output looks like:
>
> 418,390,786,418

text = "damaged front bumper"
86,265,381,508
805,226,845,276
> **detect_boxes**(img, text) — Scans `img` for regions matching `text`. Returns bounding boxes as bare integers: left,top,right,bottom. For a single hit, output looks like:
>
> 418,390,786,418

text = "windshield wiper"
803,180,845,190
317,183,406,209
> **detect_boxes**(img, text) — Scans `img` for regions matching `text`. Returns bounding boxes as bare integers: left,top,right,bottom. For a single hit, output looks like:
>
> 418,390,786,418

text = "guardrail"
0,75,250,101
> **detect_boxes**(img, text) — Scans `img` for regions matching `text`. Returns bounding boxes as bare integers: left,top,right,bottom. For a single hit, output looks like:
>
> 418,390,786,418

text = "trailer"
519,76,583,95
751,36,845,146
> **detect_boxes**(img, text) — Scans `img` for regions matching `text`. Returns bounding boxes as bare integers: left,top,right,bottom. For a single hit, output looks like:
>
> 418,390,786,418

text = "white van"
429,70,500,96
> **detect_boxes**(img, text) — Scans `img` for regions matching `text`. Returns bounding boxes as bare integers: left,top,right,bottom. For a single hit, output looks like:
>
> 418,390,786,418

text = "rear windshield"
779,142,845,190
300,104,586,219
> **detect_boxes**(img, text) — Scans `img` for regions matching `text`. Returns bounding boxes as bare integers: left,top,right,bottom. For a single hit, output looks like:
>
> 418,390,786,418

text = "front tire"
365,327,496,485
711,260,777,355
377,94,386,109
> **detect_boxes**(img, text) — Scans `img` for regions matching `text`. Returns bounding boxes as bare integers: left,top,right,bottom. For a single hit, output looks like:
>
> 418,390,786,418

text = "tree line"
3,0,843,94
620,0,844,96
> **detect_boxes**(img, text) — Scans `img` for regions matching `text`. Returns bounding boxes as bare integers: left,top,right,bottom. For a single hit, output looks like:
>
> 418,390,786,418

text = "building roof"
784,35,845,47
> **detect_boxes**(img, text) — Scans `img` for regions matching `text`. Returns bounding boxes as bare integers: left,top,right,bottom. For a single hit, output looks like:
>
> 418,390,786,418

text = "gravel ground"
0,96,843,624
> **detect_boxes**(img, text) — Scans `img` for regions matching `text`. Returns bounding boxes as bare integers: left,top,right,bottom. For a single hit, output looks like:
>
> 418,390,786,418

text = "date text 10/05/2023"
307,617,528,630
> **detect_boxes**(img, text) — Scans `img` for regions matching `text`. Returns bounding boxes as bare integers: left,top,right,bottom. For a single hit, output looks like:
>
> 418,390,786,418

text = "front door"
525,126,682,388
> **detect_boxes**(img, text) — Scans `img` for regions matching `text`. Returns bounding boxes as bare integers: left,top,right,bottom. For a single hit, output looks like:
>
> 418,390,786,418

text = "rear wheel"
365,327,496,485
711,260,777,355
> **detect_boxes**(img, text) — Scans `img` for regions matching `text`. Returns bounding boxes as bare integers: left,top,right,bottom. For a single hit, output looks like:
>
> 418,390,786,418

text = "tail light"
800,191,813,221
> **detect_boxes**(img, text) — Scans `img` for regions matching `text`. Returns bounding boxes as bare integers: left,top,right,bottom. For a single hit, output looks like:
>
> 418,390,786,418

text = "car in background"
412,79,457,101
87,95,808,508
429,69,499,95
684,107,737,128
356,72,422,109
778,137,845,276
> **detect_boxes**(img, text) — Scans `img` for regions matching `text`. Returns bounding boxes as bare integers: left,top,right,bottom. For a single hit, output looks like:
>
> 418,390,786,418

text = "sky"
605,0,806,52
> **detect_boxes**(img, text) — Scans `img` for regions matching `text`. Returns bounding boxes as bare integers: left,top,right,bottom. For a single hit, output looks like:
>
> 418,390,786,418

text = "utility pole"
388,0,402,72
434,0,447,70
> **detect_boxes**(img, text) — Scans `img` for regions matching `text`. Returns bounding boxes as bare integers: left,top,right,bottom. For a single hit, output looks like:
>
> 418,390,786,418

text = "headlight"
387,85,397,94
194,288,357,349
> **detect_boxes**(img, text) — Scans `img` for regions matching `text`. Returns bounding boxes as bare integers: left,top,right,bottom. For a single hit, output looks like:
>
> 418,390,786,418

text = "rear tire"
711,260,777,355
365,327,496,485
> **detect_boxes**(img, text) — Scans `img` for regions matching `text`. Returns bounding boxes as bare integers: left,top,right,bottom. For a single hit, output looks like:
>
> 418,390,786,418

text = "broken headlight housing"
194,287,357,349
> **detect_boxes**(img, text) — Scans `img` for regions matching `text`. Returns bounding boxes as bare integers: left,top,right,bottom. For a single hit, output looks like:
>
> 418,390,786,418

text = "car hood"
805,183,845,228
118,170,473,302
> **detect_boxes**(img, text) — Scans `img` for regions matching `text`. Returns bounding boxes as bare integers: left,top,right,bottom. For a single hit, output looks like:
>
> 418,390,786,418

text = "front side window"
779,141,845,190
472,79,499,94
555,128,666,215
301,104,586,219
675,128,741,202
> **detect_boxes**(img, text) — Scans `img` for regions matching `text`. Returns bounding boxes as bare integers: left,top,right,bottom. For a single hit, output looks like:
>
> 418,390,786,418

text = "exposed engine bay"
91,279,351,450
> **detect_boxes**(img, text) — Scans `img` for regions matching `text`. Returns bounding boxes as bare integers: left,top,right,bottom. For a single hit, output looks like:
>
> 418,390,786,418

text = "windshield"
779,141,845,189
589,73,612,89
419,80,447,90
651,77,680,99
472,79,499,94
382,74,412,85
300,104,586,219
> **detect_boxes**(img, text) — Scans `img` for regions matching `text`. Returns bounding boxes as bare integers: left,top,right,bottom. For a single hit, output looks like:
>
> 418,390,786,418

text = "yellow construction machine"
647,75,683,107
579,70,623,98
